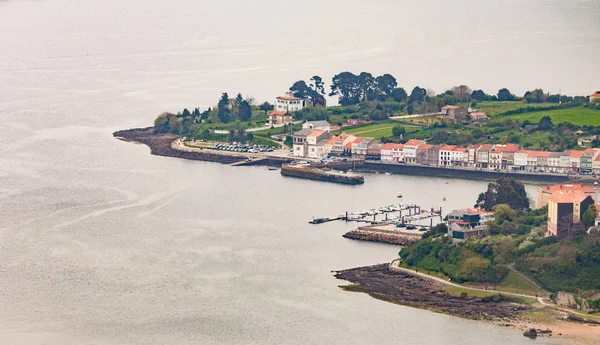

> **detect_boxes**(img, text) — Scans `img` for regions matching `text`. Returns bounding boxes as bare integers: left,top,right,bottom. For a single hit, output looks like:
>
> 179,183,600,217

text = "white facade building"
303,120,331,132
275,92,304,112
403,139,424,164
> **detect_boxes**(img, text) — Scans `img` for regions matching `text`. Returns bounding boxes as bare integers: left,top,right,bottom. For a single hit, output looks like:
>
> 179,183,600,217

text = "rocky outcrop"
554,291,590,311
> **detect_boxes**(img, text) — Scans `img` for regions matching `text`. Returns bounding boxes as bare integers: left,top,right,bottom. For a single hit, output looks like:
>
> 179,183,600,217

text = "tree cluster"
475,178,530,211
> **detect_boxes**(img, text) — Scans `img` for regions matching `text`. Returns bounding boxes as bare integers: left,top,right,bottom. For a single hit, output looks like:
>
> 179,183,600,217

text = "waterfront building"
352,138,376,160
292,128,313,157
303,120,331,132
438,145,456,166
569,150,584,172
581,148,599,174
306,130,331,159
533,151,551,172
547,152,562,173
441,105,468,122
447,208,495,242
416,144,439,166
513,150,530,171
275,92,304,112
380,143,404,162
547,190,595,238
451,147,468,166
559,151,572,173
488,144,519,170
467,144,480,167
537,183,597,208
475,144,494,168
292,128,331,158
366,142,382,161
324,133,352,155
404,139,425,164
268,110,293,125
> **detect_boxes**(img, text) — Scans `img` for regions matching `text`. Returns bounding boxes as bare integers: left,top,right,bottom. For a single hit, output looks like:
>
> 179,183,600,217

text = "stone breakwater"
343,227,422,245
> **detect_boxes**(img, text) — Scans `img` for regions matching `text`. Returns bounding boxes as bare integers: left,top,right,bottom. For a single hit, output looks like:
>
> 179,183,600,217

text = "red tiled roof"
453,147,468,152
442,105,460,109
418,144,433,150
528,151,551,158
470,112,486,115
584,148,598,153
516,150,531,154
549,190,591,204
570,151,584,158
307,129,325,137
276,95,302,101
541,184,596,194
590,93,600,97
494,144,519,153
405,139,424,146
381,143,405,150
440,145,456,151
478,144,494,151
269,110,287,116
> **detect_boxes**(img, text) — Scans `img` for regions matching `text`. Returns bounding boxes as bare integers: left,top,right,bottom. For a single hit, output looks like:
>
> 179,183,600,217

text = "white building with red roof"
403,139,425,164
380,143,405,162
275,92,304,112
590,92,600,103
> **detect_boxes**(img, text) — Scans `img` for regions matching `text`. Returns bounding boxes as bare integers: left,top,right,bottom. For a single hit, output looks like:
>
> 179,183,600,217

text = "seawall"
327,161,570,183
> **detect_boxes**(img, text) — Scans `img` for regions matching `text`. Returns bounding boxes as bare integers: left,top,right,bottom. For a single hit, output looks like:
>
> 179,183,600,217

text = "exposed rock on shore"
335,264,529,322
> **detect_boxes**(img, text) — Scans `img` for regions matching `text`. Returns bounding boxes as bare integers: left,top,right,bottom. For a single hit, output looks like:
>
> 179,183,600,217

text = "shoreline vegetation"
334,263,600,344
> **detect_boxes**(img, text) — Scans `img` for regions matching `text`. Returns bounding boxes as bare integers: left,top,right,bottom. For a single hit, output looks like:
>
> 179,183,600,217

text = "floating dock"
281,164,364,185
309,203,442,226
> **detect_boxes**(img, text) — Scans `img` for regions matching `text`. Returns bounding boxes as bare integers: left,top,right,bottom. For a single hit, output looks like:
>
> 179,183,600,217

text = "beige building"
538,184,596,208
547,190,594,238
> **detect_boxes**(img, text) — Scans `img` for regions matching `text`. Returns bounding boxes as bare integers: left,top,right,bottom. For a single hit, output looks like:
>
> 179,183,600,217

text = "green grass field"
495,107,600,126
496,270,541,296
475,101,553,116
339,122,418,138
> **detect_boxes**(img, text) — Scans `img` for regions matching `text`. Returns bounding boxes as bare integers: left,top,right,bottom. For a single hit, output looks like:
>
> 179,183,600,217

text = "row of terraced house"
291,122,600,174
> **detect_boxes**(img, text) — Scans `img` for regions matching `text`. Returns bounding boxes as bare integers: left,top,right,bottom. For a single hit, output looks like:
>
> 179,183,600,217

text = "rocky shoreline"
114,127,247,164
335,264,530,322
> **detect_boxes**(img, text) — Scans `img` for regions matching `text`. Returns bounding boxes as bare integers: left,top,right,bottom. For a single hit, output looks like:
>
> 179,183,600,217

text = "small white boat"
385,172,391,176
594,181,598,186
397,192,403,198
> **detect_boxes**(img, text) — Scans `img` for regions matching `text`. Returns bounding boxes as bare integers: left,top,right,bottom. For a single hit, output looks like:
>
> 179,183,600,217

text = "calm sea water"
1,0,598,344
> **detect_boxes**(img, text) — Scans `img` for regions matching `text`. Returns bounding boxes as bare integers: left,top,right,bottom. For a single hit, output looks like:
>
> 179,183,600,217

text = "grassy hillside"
494,106,600,126
475,101,554,116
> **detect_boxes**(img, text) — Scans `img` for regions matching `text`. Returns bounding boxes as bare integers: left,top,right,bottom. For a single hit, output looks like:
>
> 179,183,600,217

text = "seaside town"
7,2,600,345
275,89,600,176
